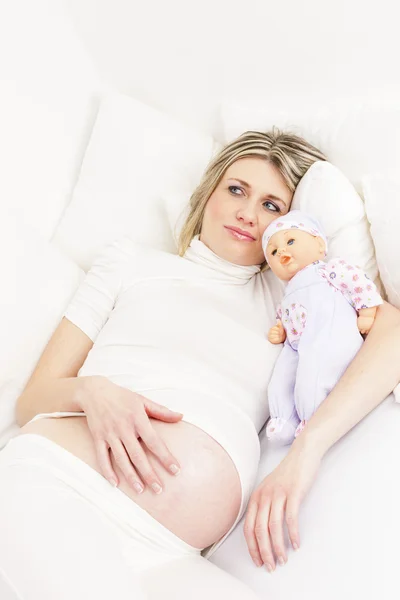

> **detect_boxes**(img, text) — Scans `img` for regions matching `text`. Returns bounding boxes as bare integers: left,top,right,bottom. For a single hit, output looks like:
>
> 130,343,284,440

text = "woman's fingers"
144,398,184,423
83,385,184,492
96,438,119,487
244,484,298,571
108,437,147,494
286,494,301,550
135,415,181,476
243,499,265,568
268,492,287,565
118,432,164,494
244,446,320,569
254,497,276,572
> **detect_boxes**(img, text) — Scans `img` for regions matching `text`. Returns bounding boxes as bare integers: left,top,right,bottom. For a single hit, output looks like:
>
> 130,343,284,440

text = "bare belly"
18,416,242,549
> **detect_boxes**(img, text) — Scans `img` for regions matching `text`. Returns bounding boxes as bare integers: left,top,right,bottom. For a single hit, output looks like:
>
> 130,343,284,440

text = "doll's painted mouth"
280,254,292,265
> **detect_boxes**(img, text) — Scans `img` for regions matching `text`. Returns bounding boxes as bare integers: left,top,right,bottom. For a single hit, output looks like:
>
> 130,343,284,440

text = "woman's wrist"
75,375,110,411
290,423,329,460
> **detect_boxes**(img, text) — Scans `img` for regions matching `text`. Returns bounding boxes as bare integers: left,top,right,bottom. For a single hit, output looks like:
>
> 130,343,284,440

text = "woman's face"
200,157,293,266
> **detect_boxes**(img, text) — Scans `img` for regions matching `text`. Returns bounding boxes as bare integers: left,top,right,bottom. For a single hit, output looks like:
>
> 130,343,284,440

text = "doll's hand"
357,306,377,335
268,320,286,344
357,315,375,335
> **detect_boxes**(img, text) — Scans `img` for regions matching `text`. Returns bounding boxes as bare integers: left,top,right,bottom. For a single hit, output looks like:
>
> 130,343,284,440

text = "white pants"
0,434,259,600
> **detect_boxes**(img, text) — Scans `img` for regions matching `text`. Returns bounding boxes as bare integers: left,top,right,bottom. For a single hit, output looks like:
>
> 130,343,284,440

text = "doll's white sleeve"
321,258,383,311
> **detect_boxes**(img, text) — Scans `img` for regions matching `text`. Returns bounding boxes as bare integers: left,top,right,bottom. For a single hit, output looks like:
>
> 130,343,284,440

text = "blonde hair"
177,128,327,257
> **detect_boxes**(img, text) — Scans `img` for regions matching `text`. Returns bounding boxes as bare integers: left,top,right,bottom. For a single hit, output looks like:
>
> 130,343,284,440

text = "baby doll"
262,210,383,445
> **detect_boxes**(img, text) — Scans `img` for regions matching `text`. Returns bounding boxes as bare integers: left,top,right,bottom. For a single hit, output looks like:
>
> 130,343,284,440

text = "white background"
0,0,399,234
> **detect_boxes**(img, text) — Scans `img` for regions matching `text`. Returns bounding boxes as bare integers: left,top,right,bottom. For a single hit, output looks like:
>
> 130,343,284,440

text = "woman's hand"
77,376,184,493
243,441,322,572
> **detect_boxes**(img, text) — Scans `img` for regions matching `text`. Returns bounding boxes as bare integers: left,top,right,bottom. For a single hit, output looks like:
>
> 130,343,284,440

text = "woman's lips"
224,226,255,242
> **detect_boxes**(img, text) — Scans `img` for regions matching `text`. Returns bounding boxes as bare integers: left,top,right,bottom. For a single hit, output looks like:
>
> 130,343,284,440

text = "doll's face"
265,229,326,281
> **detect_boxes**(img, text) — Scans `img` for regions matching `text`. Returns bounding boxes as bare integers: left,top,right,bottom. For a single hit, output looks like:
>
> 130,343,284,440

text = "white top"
58,235,283,557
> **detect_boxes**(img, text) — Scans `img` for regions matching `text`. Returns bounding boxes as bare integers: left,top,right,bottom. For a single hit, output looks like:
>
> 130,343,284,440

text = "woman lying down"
1,129,400,600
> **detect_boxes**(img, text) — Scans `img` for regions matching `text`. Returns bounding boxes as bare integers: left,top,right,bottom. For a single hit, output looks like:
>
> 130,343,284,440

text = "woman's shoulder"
89,236,182,288
112,235,182,279
101,235,177,264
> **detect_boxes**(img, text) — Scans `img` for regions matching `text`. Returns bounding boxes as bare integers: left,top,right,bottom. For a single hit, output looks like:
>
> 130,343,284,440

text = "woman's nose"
237,203,257,225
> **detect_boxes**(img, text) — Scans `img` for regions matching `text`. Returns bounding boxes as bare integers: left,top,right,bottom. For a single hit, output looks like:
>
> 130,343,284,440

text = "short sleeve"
63,236,133,342
321,258,383,311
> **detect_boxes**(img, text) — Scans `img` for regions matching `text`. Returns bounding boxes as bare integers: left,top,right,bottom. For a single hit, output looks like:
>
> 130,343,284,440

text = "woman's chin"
201,235,262,266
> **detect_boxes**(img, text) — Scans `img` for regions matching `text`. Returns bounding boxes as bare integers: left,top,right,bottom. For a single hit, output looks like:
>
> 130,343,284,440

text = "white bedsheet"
210,392,400,600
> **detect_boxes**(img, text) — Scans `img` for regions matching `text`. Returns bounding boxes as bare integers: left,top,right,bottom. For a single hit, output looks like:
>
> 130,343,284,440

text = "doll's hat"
262,210,328,259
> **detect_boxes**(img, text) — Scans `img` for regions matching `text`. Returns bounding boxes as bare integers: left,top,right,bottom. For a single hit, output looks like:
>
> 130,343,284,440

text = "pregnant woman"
1,129,400,600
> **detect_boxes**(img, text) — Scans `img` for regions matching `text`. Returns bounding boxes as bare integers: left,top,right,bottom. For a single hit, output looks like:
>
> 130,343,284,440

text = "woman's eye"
287,238,295,245
263,201,280,212
229,185,243,195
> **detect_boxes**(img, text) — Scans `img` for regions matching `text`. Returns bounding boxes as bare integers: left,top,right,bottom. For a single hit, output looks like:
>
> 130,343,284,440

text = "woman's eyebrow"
227,178,287,206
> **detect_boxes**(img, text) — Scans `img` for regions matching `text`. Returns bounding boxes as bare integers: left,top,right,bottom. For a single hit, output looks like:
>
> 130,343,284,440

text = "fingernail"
133,482,144,494
293,543,299,551
278,556,286,566
254,559,263,567
152,482,163,494
266,563,274,573
109,478,118,488
169,464,180,475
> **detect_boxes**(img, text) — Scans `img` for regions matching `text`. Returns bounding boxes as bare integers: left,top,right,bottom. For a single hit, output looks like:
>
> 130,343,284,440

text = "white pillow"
361,171,400,308
0,379,26,449
53,92,218,271
292,161,380,286
361,170,400,404
166,159,381,294
220,97,400,195
0,209,84,447
164,142,225,247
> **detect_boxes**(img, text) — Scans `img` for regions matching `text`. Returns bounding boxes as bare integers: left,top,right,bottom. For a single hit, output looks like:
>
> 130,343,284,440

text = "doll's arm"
268,304,287,344
357,306,378,335
323,258,383,314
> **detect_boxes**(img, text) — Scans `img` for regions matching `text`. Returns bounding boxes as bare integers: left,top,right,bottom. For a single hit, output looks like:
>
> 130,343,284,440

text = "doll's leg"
294,309,363,437
266,342,301,446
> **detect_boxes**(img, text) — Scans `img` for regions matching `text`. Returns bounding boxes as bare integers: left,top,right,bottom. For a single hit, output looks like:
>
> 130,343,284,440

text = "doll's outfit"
262,211,383,445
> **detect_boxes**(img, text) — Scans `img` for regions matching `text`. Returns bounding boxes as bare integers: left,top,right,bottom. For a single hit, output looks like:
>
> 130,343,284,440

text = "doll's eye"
287,238,295,245
271,249,277,256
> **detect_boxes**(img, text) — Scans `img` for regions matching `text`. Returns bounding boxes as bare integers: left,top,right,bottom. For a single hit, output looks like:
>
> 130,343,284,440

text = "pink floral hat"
262,210,328,258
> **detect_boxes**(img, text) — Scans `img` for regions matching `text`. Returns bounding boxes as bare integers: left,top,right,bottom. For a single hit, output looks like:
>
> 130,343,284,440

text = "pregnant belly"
18,416,242,549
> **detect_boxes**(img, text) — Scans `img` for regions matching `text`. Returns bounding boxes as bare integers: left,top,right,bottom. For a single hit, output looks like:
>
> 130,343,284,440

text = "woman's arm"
299,300,400,455
16,317,96,426
17,237,129,425
17,316,184,492
244,300,400,571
